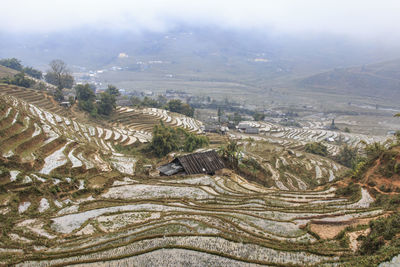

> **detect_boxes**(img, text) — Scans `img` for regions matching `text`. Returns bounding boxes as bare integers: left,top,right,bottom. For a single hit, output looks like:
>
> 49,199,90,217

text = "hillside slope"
360,145,400,194
0,65,18,79
300,59,400,100
1,86,399,266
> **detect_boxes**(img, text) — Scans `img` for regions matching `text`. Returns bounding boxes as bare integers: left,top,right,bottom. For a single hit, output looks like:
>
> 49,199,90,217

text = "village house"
237,122,259,134
158,150,225,176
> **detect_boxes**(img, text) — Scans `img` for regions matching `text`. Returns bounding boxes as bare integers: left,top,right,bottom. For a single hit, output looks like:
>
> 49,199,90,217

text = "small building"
220,126,229,134
204,125,219,133
237,122,251,130
158,150,225,176
325,137,335,142
60,101,71,108
245,127,259,134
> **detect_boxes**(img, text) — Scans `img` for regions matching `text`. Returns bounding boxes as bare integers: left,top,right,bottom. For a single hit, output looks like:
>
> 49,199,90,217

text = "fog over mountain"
1,1,399,72
1,0,400,106
2,0,400,41
1,27,399,71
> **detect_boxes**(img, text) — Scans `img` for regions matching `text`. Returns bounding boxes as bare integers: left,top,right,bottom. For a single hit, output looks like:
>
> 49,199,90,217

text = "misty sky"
2,0,400,40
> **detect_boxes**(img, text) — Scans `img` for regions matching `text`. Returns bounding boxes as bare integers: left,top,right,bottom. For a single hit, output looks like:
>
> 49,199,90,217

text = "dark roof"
176,150,224,175
158,150,225,176
157,162,184,176
245,127,259,134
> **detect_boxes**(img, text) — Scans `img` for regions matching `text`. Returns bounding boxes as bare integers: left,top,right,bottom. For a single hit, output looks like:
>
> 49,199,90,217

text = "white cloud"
1,0,400,40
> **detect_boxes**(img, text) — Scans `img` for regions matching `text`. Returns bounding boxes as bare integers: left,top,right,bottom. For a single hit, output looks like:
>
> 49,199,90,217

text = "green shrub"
149,121,209,157
183,133,209,152
359,213,400,255
352,159,368,180
379,184,392,193
0,72,36,88
365,142,386,161
359,235,385,255
335,182,361,201
335,145,360,168
166,99,194,117
305,142,328,156
0,58,23,71
97,92,116,116
378,150,400,178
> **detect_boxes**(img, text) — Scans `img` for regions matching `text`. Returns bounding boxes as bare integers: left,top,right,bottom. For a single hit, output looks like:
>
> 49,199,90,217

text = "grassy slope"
0,65,18,79
299,59,400,101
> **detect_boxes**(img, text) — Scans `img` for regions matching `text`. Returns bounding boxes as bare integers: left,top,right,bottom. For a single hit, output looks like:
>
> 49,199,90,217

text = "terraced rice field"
0,85,204,145
0,85,392,266
1,171,383,266
241,141,345,190
0,84,69,117
0,92,139,175
112,106,204,139
234,121,388,155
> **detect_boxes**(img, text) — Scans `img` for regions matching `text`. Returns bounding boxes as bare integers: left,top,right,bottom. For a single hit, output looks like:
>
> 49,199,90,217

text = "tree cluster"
334,144,360,168
304,142,328,157
130,96,194,117
166,99,194,117
335,182,360,201
252,112,265,121
98,86,118,116
359,213,400,255
0,58,43,79
150,121,209,157
0,58,22,71
75,83,97,114
23,67,43,79
230,112,243,125
0,72,35,88
75,84,118,116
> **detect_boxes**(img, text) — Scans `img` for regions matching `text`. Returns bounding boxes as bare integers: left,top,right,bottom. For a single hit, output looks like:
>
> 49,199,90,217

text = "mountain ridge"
299,58,400,100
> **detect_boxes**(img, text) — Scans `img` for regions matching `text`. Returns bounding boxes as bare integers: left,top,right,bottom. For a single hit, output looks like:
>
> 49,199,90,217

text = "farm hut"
60,101,71,108
245,127,259,134
220,126,229,134
158,150,225,176
204,125,219,133
237,122,251,131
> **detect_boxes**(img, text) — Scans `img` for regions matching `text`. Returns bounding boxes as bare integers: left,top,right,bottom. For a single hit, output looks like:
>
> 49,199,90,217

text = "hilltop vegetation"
0,59,56,93
0,58,42,79
0,72,35,88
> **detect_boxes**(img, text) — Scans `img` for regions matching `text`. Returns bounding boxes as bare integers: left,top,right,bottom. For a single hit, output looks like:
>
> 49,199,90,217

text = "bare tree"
45,59,74,90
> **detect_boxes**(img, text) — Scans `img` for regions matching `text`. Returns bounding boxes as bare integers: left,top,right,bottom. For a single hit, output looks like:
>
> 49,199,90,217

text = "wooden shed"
158,150,225,176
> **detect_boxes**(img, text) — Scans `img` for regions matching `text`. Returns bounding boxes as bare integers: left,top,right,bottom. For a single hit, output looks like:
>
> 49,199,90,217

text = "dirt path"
348,228,370,252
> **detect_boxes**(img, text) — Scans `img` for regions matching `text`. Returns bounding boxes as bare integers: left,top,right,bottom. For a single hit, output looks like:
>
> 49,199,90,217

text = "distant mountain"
1,27,400,77
300,59,400,100
3,27,400,107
